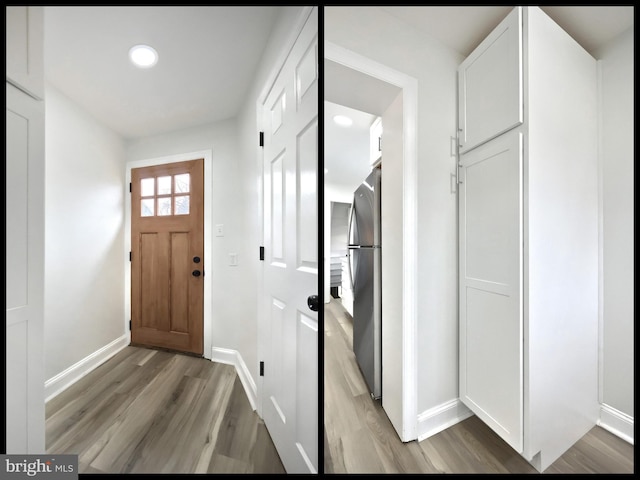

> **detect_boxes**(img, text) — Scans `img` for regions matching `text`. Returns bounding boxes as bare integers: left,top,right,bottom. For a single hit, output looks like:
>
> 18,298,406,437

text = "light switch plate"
215,224,224,237
229,253,238,266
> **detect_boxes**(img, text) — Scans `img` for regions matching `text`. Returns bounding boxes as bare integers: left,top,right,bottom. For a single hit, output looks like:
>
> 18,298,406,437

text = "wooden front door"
131,159,204,355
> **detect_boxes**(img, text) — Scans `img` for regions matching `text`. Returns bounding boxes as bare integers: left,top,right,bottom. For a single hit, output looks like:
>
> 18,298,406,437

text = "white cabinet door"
459,130,523,452
369,116,382,165
5,6,44,100
6,82,45,454
458,7,522,154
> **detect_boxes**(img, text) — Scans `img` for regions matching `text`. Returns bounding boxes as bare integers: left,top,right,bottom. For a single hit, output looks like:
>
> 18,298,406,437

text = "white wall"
325,6,464,422
44,84,126,381
125,119,258,374
594,27,634,422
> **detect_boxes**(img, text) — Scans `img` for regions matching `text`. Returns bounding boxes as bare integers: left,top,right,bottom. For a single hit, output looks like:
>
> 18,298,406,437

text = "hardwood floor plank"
246,419,286,474
324,298,634,474
340,427,387,473
46,346,284,474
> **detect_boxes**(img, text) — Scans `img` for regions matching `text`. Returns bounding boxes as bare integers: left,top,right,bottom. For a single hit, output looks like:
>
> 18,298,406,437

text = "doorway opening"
324,46,418,444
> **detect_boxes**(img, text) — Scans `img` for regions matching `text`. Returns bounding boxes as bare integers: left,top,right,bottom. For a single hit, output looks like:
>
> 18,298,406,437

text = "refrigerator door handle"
348,198,356,246
347,199,356,293
347,248,354,293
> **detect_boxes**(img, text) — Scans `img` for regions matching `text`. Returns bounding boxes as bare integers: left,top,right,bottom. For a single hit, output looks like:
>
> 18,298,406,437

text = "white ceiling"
42,6,633,190
380,6,635,58
44,6,280,140
325,6,634,196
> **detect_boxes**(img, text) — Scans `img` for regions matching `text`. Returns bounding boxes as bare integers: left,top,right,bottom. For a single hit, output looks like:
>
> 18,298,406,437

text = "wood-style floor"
323,298,634,474
46,346,285,474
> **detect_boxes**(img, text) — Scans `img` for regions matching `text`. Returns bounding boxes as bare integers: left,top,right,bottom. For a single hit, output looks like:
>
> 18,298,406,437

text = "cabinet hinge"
259,246,265,261
259,131,264,147
259,361,264,376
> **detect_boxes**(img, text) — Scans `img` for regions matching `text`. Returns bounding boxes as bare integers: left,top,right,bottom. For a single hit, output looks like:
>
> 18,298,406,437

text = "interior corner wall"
324,6,464,418
44,83,126,381
595,27,634,420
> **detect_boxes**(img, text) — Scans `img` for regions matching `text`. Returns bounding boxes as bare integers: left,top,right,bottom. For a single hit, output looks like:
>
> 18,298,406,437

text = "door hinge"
259,131,264,147
259,361,264,376
129,182,132,193
129,320,132,331
129,251,132,261
259,246,264,261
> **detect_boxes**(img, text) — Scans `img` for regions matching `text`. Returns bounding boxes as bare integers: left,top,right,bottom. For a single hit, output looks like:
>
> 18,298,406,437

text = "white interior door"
261,7,318,473
6,82,45,453
459,130,523,452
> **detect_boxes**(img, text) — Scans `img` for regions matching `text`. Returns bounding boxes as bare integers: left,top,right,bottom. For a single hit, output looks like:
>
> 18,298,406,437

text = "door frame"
125,150,213,360
325,41,419,442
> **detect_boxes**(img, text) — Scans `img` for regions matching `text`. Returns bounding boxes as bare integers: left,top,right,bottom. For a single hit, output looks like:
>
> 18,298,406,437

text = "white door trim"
124,150,213,360
325,41,419,442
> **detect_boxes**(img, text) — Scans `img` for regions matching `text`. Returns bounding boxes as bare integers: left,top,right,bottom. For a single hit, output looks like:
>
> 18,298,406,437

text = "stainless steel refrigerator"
347,166,382,400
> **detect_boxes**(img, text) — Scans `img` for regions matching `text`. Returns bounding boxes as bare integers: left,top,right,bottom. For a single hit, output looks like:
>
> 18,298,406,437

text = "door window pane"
175,195,190,215
157,197,172,216
175,174,190,193
158,176,172,195
141,198,154,217
141,178,155,197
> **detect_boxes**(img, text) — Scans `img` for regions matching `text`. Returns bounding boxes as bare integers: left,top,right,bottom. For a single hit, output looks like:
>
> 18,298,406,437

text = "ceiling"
380,6,635,58
44,6,280,140
43,6,633,183
325,6,634,195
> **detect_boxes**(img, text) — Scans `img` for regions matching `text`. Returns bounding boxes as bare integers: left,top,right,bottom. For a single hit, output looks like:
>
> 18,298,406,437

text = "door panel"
458,6,522,153
131,159,204,355
261,7,318,473
459,131,523,452
6,82,45,453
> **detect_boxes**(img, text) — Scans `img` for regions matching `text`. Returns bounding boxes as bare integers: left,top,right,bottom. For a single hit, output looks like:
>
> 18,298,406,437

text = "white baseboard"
417,398,474,442
598,403,634,445
211,347,257,411
44,334,129,403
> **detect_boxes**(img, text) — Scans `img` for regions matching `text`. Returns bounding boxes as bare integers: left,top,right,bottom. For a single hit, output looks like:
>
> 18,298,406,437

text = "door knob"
192,270,201,277
307,295,319,312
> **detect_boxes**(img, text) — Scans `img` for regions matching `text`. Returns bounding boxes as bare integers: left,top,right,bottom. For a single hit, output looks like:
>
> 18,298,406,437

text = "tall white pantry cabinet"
5,6,46,453
457,6,599,472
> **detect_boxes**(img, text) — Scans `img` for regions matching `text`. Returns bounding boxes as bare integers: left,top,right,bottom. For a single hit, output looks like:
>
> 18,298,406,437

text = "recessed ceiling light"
129,44,158,68
333,114,353,127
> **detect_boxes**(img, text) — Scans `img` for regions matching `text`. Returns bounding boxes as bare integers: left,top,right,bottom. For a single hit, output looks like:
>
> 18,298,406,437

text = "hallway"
323,298,634,474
